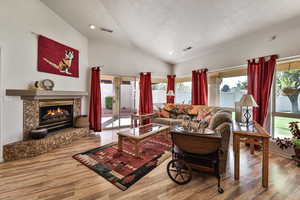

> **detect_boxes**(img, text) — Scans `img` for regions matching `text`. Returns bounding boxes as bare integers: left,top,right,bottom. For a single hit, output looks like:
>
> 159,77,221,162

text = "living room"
1,0,300,199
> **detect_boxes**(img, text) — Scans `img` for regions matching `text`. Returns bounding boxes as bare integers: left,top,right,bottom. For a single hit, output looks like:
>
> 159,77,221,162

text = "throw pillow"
177,105,192,114
188,106,200,115
164,104,175,112
160,109,170,118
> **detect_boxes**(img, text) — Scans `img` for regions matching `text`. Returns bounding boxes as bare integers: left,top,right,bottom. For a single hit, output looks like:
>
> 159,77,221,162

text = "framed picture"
37,35,79,77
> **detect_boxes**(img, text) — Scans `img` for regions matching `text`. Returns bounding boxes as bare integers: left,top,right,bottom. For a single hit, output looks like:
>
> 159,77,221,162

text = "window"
275,70,300,114
219,76,247,108
274,116,300,138
175,81,192,104
152,82,167,110
273,65,300,138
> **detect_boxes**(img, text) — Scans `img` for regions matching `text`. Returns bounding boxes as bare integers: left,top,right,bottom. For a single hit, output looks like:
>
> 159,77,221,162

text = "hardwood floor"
0,130,300,200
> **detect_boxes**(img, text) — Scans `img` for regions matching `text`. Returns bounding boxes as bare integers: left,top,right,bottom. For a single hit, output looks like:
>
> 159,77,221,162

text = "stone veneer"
23,99,82,140
4,127,89,161
3,94,88,161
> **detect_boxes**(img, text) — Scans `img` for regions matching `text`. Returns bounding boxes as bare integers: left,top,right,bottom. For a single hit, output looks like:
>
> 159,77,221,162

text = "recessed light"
169,51,174,55
89,24,96,30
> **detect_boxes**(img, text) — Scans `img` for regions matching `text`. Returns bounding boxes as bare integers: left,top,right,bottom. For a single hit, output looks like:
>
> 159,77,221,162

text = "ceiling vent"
183,46,192,51
100,27,113,33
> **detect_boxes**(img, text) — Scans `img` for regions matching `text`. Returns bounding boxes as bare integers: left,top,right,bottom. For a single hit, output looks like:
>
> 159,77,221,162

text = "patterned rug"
73,133,171,190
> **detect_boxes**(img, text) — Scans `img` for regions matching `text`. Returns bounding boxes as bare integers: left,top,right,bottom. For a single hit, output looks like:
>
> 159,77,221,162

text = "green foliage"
236,81,248,90
277,70,300,94
105,96,113,109
292,138,300,148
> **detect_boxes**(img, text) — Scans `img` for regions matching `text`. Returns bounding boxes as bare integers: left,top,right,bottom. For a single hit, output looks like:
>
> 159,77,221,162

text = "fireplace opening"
38,101,74,132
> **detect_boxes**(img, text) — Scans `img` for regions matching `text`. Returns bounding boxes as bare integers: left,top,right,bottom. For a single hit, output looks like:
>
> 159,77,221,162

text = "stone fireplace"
4,89,89,161
23,98,81,140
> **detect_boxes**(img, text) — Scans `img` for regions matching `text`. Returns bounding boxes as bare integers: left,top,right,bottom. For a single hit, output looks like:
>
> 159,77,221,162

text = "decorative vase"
75,115,89,128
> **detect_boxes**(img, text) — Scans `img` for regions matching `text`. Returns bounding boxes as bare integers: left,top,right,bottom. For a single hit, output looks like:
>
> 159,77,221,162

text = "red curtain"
89,67,102,131
247,55,278,126
139,72,153,124
167,75,176,104
192,69,208,105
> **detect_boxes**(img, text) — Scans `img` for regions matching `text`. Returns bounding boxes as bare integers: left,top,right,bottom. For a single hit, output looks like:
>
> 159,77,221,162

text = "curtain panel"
167,75,176,104
139,72,153,124
192,69,208,105
89,67,102,131
247,55,278,126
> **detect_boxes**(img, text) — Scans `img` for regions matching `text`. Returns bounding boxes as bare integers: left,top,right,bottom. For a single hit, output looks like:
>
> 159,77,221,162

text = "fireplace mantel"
6,89,88,100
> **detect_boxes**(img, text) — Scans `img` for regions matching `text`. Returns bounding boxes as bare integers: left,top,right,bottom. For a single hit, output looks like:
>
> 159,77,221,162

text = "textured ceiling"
42,0,300,64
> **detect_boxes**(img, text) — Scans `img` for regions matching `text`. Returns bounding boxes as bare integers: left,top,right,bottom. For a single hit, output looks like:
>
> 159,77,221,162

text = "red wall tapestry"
37,35,79,77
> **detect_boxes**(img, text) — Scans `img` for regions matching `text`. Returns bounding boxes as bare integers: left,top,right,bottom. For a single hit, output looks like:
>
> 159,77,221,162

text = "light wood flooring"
0,130,300,200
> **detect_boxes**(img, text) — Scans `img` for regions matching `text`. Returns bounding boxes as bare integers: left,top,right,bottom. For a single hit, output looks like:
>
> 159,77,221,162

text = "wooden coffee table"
117,123,170,158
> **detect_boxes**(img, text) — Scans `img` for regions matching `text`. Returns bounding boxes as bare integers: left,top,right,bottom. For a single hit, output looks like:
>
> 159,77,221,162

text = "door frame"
101,74,137,130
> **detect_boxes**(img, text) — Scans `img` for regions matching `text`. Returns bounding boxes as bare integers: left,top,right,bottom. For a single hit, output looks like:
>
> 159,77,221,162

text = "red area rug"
73,133,171,190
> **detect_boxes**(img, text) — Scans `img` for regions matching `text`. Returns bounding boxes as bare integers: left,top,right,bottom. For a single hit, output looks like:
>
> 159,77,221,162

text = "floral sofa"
153,104,232,174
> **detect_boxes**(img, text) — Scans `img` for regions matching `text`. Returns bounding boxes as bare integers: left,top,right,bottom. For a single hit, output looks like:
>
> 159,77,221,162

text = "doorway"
101,75,138,130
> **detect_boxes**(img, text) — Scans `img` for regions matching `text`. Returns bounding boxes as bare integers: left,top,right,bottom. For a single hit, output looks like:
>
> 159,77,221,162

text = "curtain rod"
248,54,278,61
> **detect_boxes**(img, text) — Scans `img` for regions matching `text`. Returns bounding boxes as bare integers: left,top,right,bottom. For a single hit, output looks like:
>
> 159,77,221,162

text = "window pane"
152,83,167,110
274,116,300,138
276,70,300,114
175,82,192,104
220,76,247,108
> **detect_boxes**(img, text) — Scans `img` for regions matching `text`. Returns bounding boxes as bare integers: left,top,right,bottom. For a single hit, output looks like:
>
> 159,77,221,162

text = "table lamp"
239,94,258,127
166,90,175,96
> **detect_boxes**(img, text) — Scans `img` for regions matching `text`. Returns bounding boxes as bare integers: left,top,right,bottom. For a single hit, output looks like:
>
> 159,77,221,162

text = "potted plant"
276,122,300,162
279,76,297,96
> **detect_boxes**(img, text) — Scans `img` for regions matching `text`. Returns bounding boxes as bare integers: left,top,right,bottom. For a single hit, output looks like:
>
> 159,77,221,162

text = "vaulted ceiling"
42,0,300,64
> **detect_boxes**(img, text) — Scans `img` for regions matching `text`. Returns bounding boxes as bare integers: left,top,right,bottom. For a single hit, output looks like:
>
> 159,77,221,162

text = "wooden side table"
130,113,156,128
233,121,270,188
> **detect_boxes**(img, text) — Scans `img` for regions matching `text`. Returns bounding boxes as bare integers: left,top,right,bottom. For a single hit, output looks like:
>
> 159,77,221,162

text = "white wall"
174,16,300,76
0,0,89,152
0,48,3,162
89,39,171,77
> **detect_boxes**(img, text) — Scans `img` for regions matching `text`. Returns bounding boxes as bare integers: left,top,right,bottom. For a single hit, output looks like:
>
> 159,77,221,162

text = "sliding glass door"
100,75,138,129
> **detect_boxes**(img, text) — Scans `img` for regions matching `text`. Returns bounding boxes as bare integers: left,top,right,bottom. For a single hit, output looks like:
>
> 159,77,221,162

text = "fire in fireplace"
39,100,74,132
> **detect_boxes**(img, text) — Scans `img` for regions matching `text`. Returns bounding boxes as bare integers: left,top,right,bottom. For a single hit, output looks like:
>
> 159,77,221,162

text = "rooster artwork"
38,35,79,77
43,50,74,75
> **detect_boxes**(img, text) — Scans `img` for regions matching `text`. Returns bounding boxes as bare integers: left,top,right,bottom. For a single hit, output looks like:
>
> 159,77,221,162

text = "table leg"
262,138,269,188
118,135,123,152
234,134,240,181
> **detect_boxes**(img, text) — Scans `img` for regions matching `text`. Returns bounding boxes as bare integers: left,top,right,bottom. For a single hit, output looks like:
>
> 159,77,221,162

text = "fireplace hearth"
4,89,89,161
38,100,74,132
